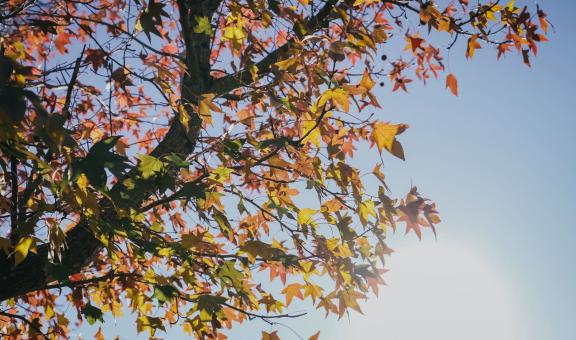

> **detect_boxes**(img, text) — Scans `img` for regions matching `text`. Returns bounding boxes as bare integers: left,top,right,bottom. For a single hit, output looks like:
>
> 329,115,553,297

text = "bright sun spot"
343,242,518,340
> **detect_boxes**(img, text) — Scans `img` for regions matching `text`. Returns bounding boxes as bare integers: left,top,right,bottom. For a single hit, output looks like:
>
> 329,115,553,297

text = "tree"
0,0,547,338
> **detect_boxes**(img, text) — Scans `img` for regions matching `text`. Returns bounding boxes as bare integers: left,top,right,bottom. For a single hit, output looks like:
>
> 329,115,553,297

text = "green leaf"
217,261,243,290
213,209,232,237
196,295,226,321
79,136,129,188
177,181,206,201
137,0,169,41
194,16,212,35
164,153,189,168
82,303,104,325
138,154,164,179
137,315,165,335
152,285,177,304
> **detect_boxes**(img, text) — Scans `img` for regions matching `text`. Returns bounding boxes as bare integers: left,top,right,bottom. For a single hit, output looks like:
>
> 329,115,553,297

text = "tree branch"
209,0,339,96
0,0,224,303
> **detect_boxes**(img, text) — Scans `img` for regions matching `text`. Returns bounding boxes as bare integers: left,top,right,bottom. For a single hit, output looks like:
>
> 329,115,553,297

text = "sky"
81,1,576,339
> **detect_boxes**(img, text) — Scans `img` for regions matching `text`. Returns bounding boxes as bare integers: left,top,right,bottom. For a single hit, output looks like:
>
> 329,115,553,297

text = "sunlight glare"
344,242,518,340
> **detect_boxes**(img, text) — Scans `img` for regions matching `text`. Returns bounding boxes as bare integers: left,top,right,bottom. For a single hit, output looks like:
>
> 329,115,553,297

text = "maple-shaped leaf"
194,16,212,35
397,187,434,239
111,68,134,88
282,283,304,305
359,69,375,91
138,0,169,40
318,88,349,112
55,31,71,54
337,288,365,319
81,303,104,325
392,77,412,92
371,122,408,159
262,331,281,340
138,154,165,179
85,48,107,72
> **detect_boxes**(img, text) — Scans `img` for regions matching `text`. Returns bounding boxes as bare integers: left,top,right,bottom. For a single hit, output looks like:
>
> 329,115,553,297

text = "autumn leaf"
94,327,105,340
282,283,304,305
262,331,281,340
84,48,107,71
297,208,317,227
55,32,71,54
309,331,321,340
14,236,36,265
466,35,482,59
194,16,212,35
274,58,298,71
198,94,221,125
138,154,164,179
446,73,458,96
318,88,349,112
359,70,375,91
371,122,408,159
0,0,548,337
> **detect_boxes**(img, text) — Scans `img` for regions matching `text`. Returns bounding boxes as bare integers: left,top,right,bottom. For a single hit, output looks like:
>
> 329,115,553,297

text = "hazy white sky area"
343,243,517,340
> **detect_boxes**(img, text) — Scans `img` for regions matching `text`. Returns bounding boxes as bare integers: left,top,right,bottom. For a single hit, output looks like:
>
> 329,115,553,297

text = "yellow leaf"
45,304,54,320
318,88,349,112
297,208,317,227
198,94,220,125
358,199,377,225
326,238,340,251
359,70,375,91
193,16,212,35
77,173,89,194
183,321,193,335
178,103,191,131
371,122,399,153
250,64,259,81
274,58,298,71
437,17,452,32
304,283,323,302
14,236,36,265
301,117,321,147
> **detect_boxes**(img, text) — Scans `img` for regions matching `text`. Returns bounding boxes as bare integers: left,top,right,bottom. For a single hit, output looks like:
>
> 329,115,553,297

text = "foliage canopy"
0,0,547,338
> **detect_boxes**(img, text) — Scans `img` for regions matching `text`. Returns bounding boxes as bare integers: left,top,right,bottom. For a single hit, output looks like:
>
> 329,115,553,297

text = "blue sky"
84,1,576,339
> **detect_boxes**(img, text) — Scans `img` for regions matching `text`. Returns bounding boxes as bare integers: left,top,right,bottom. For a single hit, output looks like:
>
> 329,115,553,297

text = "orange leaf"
55,32,71,54
281,283,304,305
309,331,320,340
466,35,481,59
445,73,458,96
262,331,281,340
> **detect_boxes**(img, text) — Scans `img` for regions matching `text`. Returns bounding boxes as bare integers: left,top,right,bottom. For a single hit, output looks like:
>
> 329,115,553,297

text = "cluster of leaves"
0,0,547,339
